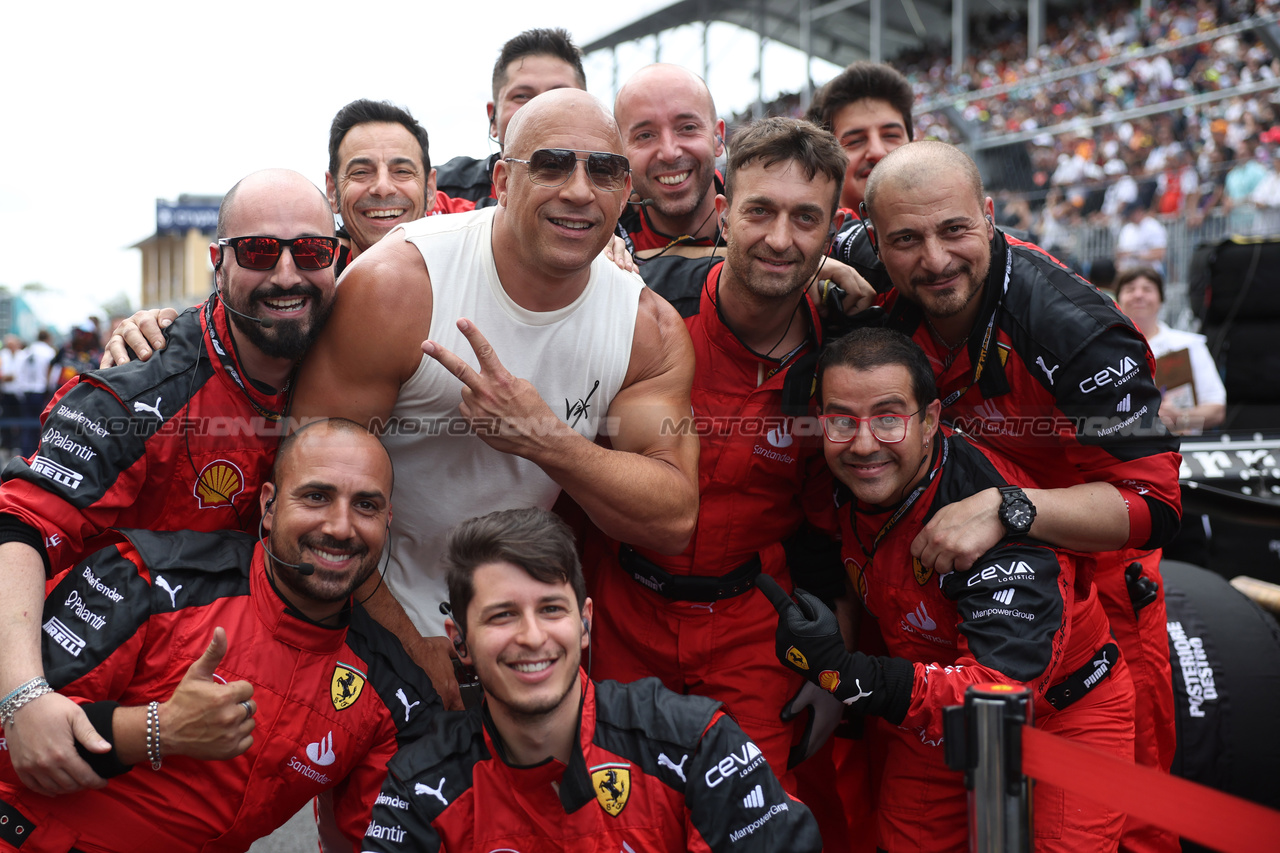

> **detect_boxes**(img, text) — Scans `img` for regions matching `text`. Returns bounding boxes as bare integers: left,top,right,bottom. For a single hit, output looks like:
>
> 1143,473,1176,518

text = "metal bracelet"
0,678,52,728
145,701,162,770
0,676,46,710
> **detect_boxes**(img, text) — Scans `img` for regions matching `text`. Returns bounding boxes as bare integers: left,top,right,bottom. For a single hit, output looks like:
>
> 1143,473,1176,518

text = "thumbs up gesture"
161,628,256,760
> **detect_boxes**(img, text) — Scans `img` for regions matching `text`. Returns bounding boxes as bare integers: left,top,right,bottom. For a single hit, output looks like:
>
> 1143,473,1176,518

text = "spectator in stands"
17,331,56,458
807,61,914,212
433,28,587,207
0,335,24,456
1225,137,1268,202
1115,266,1225,434
49,325,102,391
1186,146,1230,229
1154,149,1199,217
1248,146,1280,232
1115,199,1168,272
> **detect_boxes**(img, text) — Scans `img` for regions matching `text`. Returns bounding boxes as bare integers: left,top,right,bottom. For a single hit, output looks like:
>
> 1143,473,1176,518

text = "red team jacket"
838,430,1115,740
611,257,837,585
0,529,439,853
361,674,822,852
0,298,286,575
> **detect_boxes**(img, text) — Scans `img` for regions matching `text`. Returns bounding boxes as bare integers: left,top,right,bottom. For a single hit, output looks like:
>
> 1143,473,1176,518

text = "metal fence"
1048,208,1278,331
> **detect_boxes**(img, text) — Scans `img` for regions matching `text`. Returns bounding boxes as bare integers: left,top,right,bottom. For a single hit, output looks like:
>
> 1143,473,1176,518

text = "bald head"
216,169,332,241
275,418,392,494
612,64,723,237
864,141,983,219
504,89,623,160
615,64,716,128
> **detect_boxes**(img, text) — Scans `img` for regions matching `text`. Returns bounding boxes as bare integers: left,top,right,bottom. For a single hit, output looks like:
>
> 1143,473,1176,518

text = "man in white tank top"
292,89,699,709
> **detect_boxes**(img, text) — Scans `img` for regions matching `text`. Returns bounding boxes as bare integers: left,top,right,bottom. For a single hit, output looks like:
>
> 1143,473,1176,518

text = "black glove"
757,574,912,724
780,681,845,769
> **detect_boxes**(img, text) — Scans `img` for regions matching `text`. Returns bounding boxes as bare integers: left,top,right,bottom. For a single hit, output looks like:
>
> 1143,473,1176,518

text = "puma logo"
841,678,872,706
1035,357,1059,385
657,752,689,782
394,688,420,722
132,396,164,421
154,575,182,608
414,777,448,806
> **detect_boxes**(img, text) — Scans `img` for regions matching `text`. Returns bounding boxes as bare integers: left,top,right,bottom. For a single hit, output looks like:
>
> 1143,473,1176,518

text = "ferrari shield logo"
913,557,933,586
785,646,810,670
591,763,631,816
331,662,366,711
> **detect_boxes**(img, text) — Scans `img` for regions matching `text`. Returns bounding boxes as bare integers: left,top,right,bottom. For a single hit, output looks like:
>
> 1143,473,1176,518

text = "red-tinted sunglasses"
218,236,339,271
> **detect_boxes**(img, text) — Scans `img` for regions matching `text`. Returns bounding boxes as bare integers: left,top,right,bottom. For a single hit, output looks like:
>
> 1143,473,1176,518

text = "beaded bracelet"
0,677,52,728
145,701,162,770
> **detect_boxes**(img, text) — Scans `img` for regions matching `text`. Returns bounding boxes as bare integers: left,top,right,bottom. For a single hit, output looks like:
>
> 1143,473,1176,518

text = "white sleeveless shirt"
383,208,642,636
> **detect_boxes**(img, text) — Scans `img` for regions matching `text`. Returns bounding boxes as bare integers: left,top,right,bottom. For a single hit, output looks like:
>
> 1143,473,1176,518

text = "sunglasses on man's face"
504,148,631,192
217,236,340,271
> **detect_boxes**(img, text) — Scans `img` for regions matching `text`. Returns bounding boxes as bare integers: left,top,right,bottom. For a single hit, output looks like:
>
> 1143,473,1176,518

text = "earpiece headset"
260,495,315,576
260,494,393,580
858,203,879,257
213,245,277,328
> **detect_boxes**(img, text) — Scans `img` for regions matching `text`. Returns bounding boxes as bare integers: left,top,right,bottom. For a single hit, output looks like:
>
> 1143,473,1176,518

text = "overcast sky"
0,1,840,326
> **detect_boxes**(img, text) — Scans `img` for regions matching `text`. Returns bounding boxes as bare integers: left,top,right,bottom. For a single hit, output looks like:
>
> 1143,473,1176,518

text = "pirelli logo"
43,616,86,657
30,456,84,490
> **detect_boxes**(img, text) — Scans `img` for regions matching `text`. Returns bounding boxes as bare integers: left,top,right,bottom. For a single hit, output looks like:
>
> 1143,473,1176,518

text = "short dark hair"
445,507,586,635
492,28,586,103
817,327,937,411
724,117,848,215
328,99,431,179
808,61,914,142
1114,265,1165,302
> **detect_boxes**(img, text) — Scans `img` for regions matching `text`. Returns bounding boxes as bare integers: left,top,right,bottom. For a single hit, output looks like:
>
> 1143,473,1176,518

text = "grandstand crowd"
745,0,1280,279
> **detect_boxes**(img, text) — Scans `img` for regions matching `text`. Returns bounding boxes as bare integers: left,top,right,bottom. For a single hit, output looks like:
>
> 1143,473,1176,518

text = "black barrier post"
944,683,1033,853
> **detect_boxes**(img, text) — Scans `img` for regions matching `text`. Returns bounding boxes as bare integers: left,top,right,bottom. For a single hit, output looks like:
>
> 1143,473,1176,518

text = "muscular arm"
912,482,1129,575
528,289,699,552
291,238,432,430
424,288,698,554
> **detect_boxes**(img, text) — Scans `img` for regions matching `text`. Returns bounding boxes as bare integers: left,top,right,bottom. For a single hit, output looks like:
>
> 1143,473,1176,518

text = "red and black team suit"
616,172,726,258
362,672,821,852
765,429,1135,851
0,296,287,575
0,528,439,853
831,222,1181,848
586,256,843,784
433,154,499,209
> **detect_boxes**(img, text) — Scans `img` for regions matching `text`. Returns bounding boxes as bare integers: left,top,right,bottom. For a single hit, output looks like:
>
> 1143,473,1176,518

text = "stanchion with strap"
945,683,1280,853
944,683,1033,853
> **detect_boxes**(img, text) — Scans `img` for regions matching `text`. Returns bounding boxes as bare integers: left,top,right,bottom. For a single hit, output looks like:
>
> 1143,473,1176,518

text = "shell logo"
194,460,245,509
819,670,841,694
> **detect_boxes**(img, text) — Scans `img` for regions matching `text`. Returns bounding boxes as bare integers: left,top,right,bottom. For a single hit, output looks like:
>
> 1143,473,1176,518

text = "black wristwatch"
997,486,1036,536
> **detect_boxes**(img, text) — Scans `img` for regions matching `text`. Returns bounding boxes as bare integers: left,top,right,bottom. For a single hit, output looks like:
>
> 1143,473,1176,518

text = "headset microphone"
627,198,656,207
217,287,275,328
258,514,315,575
